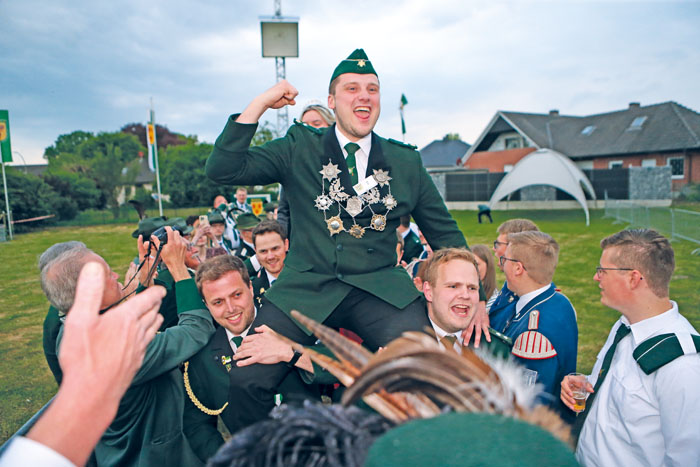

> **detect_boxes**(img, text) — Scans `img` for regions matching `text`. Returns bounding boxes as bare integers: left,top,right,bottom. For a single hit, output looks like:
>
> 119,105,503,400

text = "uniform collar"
515,283,552,313
428,316,463,345
264,268,277,285
335,125,372,159
626,300,679,346
224,306,258,351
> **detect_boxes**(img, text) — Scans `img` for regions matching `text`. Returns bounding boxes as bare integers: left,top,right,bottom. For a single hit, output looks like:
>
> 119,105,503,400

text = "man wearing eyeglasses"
487,219,539,329
495,231,578,418
560,229,700,467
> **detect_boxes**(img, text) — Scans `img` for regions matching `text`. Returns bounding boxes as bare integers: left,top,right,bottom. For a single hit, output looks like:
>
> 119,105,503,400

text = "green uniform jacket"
206,118,466,330
182,326,321,463
42,305,63,385
57,279,215,467
401,229,425,263
251,270,271,307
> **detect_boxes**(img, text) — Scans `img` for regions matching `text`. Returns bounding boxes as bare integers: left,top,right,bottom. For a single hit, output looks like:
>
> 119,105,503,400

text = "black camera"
150,225,185,246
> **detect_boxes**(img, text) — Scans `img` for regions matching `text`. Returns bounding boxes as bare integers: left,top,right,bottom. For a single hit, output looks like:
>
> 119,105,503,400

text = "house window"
609,160,624,169
641,159,656,168
667,157,685,179
504,137,521,149
581,125,596,136
627,116,647,131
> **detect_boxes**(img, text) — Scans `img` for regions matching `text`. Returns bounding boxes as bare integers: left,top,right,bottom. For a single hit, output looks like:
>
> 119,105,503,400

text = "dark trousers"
225,288,430,433
478,211,493,223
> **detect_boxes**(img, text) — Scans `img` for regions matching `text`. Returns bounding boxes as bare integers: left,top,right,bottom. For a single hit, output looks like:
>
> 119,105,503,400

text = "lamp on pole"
260,0,298,137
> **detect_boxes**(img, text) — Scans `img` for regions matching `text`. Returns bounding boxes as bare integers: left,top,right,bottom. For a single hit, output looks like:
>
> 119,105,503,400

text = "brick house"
461,101,700,191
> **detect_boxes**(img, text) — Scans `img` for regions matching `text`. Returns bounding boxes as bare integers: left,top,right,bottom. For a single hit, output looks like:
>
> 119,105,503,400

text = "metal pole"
1,161,13,240
150,100,164,217
274,0,288,137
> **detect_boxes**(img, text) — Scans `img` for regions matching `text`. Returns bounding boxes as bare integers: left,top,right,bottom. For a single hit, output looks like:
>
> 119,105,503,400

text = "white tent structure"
488,149,597,225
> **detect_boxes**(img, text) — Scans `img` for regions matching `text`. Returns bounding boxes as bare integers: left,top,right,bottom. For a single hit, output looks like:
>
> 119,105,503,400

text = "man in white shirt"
561,229,700,467
234,187,252,213
422,248,481,350
250,220,288,305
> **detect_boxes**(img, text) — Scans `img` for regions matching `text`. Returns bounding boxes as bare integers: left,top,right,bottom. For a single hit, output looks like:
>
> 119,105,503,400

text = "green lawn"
0,210,698,443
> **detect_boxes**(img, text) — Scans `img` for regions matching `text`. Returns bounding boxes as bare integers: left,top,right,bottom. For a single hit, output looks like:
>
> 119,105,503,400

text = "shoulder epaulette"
183,361,228,415
633,332,700,375
387,138,417,150
293,119,324,135
511,331,557,360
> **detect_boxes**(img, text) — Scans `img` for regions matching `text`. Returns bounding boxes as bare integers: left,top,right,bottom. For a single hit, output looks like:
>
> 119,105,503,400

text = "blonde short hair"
423,248,478,286
507,231,559,285
497,218,539,236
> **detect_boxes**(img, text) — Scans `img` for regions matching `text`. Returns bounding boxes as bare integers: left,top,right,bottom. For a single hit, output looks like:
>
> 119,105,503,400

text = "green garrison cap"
366,413,578,467
207,211,225,225
131,217,168,239
236,212,261,230
329,48,377,85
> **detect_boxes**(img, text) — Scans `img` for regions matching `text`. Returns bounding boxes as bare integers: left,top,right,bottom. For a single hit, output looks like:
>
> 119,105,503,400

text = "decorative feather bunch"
288,310,572,445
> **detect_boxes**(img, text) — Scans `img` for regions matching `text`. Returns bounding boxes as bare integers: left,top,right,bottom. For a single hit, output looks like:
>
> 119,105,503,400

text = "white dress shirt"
224,307,257,353
0,436,75,467
335,126,371,181
428,317,464,351
576,301,700,467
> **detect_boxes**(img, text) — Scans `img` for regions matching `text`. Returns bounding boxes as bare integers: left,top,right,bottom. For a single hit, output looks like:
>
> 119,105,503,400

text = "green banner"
0,110,11,163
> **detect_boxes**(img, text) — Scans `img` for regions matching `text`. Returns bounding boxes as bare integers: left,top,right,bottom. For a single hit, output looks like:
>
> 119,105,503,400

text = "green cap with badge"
131,217,168,239
329,48,377,85
236,212,261,230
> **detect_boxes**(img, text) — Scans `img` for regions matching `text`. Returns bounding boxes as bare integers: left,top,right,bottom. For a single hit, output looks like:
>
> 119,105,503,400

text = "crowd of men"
2,48,699,467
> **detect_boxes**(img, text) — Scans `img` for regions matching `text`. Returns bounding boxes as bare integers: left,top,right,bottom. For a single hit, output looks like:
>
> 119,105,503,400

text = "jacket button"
367,248,375,254
337,273,344,280
336,244,343,251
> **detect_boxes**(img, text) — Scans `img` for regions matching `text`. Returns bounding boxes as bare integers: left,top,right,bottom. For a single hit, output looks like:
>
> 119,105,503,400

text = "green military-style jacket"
401,228,425,263
57,279,215,467
182,326,320,463
206,118,466,332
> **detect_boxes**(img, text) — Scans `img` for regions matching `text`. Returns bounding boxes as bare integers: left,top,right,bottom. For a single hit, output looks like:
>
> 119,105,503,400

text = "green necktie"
344,142,360,185
440,335,458,348
573,323,631,439
231,336,243,348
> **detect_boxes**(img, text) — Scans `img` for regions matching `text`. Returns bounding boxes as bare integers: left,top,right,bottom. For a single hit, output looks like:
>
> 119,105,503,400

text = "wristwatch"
286,349,303,368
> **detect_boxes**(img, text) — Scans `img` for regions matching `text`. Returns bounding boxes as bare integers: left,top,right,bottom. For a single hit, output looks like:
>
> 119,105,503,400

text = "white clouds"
1,0,699,164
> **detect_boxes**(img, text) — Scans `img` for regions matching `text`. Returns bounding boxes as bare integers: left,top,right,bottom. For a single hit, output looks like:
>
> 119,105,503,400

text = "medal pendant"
346,197,364,217
327,216,344,236
370,214,387,231
348,224,366,239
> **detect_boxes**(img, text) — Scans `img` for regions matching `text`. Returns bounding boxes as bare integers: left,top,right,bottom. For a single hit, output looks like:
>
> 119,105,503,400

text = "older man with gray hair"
39,229,215,465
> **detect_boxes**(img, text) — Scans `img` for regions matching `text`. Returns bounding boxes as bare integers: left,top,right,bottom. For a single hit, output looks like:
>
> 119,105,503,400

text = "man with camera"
41,227,215,465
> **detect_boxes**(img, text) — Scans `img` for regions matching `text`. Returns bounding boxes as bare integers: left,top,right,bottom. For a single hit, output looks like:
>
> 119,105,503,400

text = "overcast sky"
2,0,699,165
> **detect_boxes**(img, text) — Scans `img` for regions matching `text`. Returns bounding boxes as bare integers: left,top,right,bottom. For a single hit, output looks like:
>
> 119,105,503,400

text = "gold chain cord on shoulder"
183,361,228,416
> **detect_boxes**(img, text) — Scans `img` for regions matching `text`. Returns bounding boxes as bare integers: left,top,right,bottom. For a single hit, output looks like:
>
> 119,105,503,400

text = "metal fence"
604,200,700,253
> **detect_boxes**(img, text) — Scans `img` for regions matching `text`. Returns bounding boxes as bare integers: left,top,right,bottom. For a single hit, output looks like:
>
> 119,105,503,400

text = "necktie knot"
440,335,459,348
344,142,360,156
231,336,243,348
344,143,361,184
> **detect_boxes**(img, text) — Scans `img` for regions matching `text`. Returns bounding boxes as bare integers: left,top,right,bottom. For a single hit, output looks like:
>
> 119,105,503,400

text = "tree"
443,133,461,141
160,141,225,207
3,167,68,225
43,170,102,210
121,123,193,149
44,131,94,162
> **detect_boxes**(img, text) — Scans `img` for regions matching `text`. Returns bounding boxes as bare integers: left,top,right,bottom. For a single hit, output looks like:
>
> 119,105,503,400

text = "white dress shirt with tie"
576,301,700,467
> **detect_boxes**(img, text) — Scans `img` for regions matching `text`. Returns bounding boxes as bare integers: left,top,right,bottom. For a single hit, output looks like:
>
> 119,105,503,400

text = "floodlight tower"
260,0,299,137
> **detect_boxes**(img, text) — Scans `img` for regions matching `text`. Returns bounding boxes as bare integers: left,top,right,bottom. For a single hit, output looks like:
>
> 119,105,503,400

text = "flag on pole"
146,120,157,172
0,110,12,163
399,94,408,138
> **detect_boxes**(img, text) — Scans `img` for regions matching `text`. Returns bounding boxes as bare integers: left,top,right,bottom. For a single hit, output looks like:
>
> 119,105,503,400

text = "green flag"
0,110,11,163
399,94,408,136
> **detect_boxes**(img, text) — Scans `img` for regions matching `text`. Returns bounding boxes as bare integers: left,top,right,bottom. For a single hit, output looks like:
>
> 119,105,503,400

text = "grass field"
0,209,698,443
